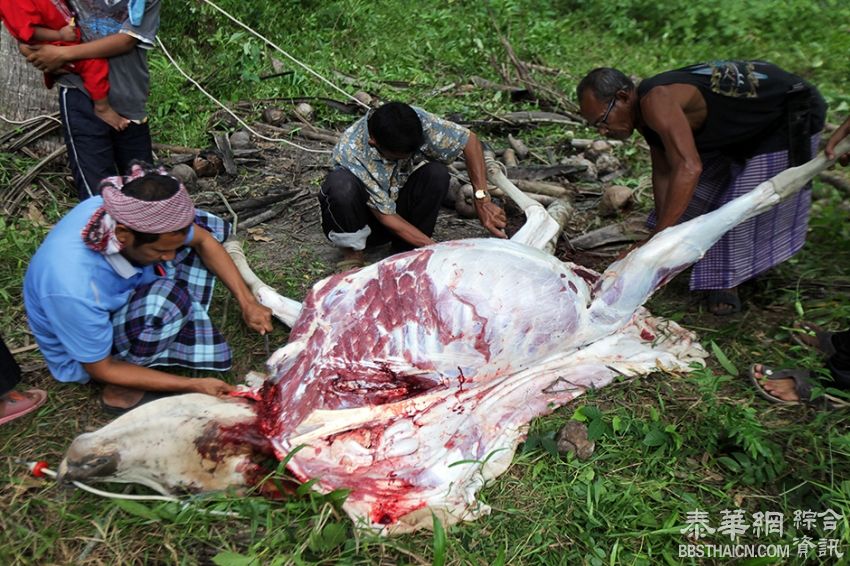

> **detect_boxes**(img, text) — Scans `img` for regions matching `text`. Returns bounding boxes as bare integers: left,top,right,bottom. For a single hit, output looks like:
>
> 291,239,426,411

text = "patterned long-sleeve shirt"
332,106,470,215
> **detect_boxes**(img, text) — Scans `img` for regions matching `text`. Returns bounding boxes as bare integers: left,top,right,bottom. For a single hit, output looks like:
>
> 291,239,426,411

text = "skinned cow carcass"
58,142,850,533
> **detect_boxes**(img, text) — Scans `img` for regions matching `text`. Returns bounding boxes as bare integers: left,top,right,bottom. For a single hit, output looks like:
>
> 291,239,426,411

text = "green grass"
150,0,850,146
3,0,850,563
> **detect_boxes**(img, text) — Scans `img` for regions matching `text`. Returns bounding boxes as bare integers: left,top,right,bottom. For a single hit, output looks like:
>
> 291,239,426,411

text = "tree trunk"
0,26,59,135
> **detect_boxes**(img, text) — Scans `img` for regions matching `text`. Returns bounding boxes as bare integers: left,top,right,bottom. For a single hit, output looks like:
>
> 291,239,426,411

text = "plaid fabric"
111,210,233,370
649,135,818,291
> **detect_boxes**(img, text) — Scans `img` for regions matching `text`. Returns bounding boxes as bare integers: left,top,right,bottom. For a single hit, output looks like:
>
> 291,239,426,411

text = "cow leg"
485,154,561,250
587,140,850,329
224,239,303,326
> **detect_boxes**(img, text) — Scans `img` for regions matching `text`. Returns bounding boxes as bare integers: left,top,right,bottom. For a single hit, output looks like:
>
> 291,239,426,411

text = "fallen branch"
502,111,581,126
507,163,586,181
212,132,237,175
513,179,570,198
209,190,300,215
3,145,67,215
470,76,525,93
256,122,340,145
490,187,555,205
238,202,289,230
507,134,529,159
10,344,39,355
491,26,580,117
235,189,310,230
153,143,202,155
0,113,61,150
569,216,650,250
570,138,624,150
599,168,629,184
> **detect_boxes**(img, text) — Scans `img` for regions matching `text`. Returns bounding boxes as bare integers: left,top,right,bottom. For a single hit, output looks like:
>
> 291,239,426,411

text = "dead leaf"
251,235,273,242
26,203,46,226
7,476,45,497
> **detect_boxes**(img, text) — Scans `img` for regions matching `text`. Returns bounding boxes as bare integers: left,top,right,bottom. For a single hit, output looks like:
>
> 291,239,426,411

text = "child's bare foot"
94,99,130,131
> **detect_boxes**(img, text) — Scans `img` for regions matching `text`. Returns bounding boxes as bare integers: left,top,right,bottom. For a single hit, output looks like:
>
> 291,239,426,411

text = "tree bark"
0,26,58,135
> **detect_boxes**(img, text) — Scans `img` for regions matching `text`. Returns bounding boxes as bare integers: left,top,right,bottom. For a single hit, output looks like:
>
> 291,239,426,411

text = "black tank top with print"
637,60,826,161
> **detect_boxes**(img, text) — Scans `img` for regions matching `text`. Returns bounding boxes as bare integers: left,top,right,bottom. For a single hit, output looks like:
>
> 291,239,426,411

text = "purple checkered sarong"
111,210,233,371
649,135,819,291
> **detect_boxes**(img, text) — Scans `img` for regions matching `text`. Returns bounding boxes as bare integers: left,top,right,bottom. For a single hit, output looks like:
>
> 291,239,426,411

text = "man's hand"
825,117,850,167
242,300,274,335
25,44,68,73
474,198,507,238
192,378,236,397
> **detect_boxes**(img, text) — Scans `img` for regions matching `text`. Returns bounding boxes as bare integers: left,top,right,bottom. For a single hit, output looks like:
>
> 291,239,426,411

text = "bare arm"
649,145,672,217
463,131,507,238
641,88,703,233
30,25,74,43
83,357,235,396
826,116,850,166
24,33,137,72
189,227,273,334
370,209,436,247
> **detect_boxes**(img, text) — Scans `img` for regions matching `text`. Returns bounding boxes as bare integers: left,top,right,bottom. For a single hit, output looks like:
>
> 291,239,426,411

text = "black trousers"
319,162,449,252
59,87,154,200
827,330,850,390
0,335,21,397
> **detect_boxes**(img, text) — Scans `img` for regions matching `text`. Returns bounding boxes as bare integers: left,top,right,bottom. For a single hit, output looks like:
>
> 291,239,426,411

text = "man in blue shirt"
24,164,273,412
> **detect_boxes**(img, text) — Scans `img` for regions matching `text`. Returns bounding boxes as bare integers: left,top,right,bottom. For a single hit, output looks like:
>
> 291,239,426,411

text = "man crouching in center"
319,101,507,270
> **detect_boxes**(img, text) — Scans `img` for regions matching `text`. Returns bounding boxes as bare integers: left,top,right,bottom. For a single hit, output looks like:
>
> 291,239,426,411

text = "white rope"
29,462,242,518
199,0,370,111
156,36,332,155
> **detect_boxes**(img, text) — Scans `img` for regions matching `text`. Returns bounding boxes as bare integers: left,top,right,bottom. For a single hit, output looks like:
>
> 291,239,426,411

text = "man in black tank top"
577,61,826,315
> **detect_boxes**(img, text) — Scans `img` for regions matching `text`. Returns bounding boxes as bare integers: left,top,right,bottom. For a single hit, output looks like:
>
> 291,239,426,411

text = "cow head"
58,394,272,496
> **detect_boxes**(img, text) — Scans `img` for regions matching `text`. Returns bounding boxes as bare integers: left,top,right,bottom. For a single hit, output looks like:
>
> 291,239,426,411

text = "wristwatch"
474,188,488,200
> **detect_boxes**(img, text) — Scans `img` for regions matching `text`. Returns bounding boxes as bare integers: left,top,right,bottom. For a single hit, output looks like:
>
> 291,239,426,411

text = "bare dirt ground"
183,137,532,286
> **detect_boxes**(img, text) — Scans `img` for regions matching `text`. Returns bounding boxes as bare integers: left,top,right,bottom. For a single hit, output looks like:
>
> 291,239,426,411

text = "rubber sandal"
0,389,47,425
101,390,171,416
791,321,837,357
706,289,741,316
749,364,848,409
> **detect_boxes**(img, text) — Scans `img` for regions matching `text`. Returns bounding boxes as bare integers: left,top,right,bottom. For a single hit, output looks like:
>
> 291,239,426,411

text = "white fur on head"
59,394,259,495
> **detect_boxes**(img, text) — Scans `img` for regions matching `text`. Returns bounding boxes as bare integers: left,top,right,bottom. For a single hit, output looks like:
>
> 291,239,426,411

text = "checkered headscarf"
82,163,195,253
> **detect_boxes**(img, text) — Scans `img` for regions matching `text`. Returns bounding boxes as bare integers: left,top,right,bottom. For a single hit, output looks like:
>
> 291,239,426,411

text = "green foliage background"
150,0,850,146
